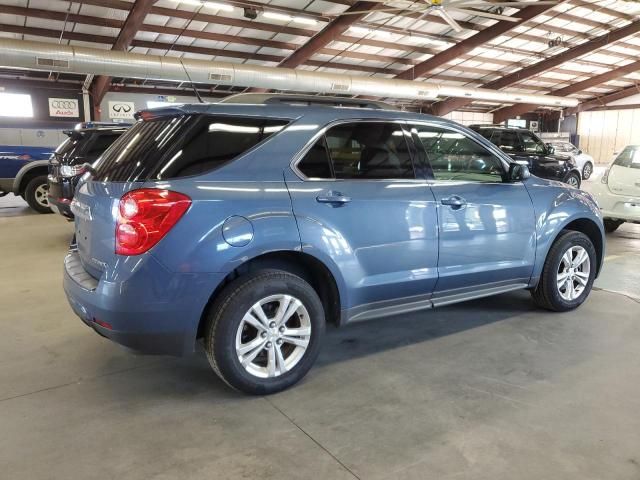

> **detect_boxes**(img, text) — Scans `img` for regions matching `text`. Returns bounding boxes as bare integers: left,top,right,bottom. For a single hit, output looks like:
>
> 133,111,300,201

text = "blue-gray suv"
63,96,605,394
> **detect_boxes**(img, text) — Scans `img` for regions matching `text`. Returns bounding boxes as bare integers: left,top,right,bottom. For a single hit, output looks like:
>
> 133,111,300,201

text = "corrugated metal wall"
577,108,640,164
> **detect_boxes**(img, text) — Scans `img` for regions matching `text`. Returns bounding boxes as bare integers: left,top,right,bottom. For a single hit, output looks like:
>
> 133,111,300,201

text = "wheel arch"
12,161,49,196
196,250,344,342
560,218,604,275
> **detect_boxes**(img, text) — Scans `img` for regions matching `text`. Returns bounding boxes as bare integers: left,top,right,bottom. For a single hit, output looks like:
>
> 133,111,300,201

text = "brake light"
115,189,191,255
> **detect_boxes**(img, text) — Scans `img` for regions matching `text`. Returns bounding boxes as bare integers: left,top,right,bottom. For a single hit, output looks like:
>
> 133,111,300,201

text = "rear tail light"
60,165,86,178
115,189,191,256
601,168,610,184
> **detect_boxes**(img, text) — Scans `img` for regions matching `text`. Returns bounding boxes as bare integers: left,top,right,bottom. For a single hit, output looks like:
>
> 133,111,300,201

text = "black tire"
204,269,325,395
582,162,593,180
531,230,597,312
603,219,623,233
24,175,52,214
564,172,581,189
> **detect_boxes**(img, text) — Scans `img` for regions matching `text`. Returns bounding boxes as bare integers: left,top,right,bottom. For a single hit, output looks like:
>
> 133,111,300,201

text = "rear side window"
613,146,640,169
93,115,288,182
297,122,415,180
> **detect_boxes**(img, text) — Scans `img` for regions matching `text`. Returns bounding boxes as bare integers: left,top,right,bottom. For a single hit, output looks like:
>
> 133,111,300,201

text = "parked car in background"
549,140,595,180
0,145,55,213
48,122,128,219
469,125,583,188
63,98,604,394
588,145,640,232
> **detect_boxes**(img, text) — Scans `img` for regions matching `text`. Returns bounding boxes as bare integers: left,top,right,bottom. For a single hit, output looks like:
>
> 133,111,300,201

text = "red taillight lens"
115,189,191,256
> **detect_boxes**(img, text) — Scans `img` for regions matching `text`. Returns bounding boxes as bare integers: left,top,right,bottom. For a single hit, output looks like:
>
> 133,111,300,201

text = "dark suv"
469,125,582,188
48,122,128,219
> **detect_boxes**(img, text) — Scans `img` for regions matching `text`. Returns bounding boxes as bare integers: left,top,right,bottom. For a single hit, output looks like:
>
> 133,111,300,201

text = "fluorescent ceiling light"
262,11,317,25
178,0,234,12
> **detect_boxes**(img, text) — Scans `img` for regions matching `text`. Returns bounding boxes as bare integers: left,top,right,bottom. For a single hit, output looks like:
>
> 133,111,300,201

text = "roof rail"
219,93,397,110
468,124,503,128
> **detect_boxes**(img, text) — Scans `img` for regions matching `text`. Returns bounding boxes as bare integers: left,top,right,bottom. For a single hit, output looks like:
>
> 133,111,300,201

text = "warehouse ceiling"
1,0,640,115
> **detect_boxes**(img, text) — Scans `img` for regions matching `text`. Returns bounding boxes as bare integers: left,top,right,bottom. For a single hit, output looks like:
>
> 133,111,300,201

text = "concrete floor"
1,193,639,480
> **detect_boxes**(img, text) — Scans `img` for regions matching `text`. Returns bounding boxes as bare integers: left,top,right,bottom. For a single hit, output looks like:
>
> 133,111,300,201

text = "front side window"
519,131,547,155
412,124,505,183
93,115,288,182
613,146,640,169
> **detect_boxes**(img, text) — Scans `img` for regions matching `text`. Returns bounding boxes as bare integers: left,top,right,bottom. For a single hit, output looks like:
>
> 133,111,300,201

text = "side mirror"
546,143,555,155
508,163,530,182
578,149,583,155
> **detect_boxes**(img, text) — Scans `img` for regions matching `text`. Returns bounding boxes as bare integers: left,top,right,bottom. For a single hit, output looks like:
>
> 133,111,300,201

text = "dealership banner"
48,98,80,118
108,101,136,120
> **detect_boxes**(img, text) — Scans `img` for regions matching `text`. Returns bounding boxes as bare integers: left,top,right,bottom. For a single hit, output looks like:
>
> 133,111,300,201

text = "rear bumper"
590,185,640,222
48,195,74,219
63,249,225,356
48,177,75,219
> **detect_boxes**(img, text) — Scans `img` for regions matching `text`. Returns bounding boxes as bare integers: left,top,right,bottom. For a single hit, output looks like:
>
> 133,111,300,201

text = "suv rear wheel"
204,269,325,395
582,162,593,180
24,175,52,214
531,230,596,312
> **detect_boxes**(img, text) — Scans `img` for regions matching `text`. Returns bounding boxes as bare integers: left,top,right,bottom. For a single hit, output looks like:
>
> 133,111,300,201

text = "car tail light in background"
115,189,191,256
60,165,86,178
601,168,610,184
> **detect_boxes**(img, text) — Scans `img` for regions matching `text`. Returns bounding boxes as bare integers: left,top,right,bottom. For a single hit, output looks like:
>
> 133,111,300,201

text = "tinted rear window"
93,115,288,182
613,146,640,169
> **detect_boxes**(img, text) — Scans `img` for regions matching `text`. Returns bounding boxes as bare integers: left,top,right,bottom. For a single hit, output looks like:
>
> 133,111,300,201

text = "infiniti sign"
108,100,135,120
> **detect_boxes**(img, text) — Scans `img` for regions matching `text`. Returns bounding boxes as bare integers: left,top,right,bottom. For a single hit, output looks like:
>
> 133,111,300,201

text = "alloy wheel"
583,163,592,179
556,246,590,301
235,294,311,378
34,184,49,207
566,175,580,188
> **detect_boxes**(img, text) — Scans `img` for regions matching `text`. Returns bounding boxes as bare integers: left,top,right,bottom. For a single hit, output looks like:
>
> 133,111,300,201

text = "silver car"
551,141,595,180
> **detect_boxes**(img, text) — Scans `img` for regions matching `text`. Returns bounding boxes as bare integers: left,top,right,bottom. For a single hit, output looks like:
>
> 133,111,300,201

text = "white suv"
588,145,640,232
550,141,595,180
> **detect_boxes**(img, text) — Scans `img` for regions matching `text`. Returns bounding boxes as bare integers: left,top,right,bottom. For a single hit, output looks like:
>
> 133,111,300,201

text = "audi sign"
48,98,80,118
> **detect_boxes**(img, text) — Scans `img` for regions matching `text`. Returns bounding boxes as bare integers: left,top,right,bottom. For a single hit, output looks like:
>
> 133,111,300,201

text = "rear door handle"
441,195,467,210
316,191,351,206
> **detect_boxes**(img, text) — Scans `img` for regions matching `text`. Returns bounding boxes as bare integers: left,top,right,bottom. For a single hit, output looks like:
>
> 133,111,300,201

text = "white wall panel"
578,107,640,164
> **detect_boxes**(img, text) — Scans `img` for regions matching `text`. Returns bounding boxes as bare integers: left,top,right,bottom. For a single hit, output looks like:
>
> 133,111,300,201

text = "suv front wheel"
204,269,325,395
564,172,581,189
531,230,596,312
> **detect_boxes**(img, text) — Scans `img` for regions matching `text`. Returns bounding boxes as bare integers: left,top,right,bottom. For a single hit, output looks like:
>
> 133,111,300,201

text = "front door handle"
441,195,467,210
316,191,351,206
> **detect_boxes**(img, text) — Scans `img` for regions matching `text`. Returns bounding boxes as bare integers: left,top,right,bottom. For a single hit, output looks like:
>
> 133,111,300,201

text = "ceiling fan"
334,0,560,33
